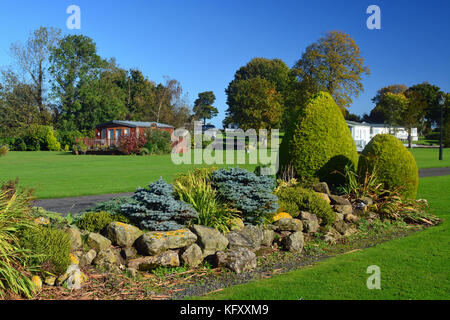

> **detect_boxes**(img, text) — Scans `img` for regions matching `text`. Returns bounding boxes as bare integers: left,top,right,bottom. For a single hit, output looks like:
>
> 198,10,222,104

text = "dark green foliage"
56,130,83,150
358,134,419,199
121,179,198,231
144,129,172,154
212,167,279,224
276,186,335,226
76,211,115,232
279,91,358,187
20,225,71,275
21,124,60,151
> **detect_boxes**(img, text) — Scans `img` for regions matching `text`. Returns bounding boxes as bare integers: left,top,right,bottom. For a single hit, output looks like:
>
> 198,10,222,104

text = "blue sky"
1,0,449,127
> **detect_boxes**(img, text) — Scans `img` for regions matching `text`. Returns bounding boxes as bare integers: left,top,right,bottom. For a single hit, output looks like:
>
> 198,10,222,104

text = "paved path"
34,167,450,215
34,192,133,216
418,167,450,178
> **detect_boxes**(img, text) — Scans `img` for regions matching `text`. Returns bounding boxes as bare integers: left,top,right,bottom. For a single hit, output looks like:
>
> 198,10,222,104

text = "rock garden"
0,92,442,300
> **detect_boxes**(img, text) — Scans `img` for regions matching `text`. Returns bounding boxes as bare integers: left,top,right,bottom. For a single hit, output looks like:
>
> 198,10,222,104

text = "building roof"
96,120,174,129
345,120,371,127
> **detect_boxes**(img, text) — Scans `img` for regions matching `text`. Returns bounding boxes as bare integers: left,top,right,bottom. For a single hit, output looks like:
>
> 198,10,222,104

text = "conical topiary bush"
279,91,358,187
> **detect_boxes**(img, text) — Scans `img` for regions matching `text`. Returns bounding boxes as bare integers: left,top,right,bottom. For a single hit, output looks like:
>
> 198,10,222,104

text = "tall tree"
225,58,293,129
49,34,105,130
367,84,408,123
224,77,283,130
292,31,370,112
193,91,218,124
401,90,427,148
405,82,442,127
9,26,61,124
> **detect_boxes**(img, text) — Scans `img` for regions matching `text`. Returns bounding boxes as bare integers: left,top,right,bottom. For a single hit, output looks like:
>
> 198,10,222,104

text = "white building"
346,121,418,152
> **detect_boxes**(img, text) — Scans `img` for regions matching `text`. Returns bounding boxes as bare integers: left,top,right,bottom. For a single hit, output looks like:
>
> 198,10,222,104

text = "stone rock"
128,250,180,271
323,228,341,244
272,212,293,222
120,247,137,261
44,276,56,286
329,195,351,206
93,248,124,271
215,248,257,274
57,264,79,285
135,229,197,256
316,193,331,204
313,182,330,195
226,225,264,251
105,222,143,247
181,244,204,267
228,217,245,231
66,269,88,290
282,231,304,253
303,220,319,233
334,204,353,215
191,225,229,256
69,253,79,265
344,225,358,237
34,216,50,225
345,213,360,224
31,275,42,291
333,220,349,235
65,226,82,250
261,229,275,247
79,249,97,267
274,218,303,232
359,196,374,206
299,211,319,223
86,232,111,252
367,212,379,221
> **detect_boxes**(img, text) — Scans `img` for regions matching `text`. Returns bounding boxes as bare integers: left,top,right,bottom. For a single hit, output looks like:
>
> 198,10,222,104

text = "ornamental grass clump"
174,170,237,233
212,167,279,224
121,179,198,231
0,183,39,298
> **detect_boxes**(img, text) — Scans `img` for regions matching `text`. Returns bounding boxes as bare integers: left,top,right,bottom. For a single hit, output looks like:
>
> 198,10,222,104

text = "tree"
0,70,40,136
193,91,218,124
224,77,283,130
49,34,105,130
9,26,61,124
292,31,370,112
405,82,442,127
366,85,408,124
225,58,295,130
401,90,427,148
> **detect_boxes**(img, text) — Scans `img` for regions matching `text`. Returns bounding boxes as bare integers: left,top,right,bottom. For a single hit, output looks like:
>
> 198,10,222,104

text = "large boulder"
57,264,87,289
334,204,353,215
215,248,257,274
93,248,124,272
135,229,197,255
313,182,331,195
226,225,264,251
190,225,229,256
128,250,180,271
86,232,111,252
105,222,143,247
274,218,303,232
261,229,275,247
181,244,204,268
282,231,304,253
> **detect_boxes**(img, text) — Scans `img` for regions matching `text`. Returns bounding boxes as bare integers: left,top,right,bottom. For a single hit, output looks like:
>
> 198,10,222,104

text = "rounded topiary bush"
358,134,418,199
279,91,358,187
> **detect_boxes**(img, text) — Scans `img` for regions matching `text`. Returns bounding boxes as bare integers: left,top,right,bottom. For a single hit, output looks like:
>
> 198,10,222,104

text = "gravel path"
33,167,450,215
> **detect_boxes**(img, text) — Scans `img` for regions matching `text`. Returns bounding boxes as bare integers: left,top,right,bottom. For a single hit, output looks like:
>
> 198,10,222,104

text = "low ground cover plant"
276,184,336,226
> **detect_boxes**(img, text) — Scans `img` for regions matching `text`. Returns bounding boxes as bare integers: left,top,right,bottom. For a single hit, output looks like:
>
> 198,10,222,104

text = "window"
116,129,122,141
124,129,129,136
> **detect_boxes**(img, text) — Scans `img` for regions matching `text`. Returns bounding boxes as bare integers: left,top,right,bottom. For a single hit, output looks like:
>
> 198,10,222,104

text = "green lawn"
408,148,450,168
198,175,450,300
0,151,259,199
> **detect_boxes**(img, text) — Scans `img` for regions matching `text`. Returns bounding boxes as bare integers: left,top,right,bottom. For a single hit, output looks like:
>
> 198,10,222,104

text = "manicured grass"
0,151,259,199
408,148,450,168
198,175,450,300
